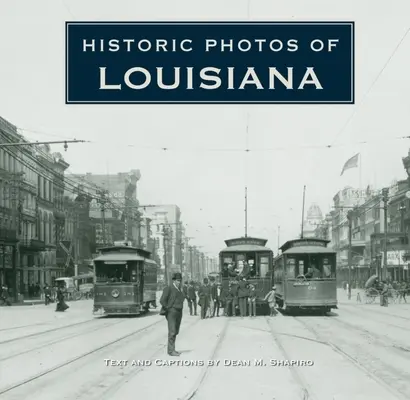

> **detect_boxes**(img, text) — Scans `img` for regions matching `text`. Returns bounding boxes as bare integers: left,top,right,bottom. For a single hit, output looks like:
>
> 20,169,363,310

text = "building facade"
322,167,410,285
68,171,142,249
0,116,73,297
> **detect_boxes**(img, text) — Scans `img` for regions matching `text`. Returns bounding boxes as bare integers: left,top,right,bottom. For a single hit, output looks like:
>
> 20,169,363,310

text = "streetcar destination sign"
225,237,268,247
65,21,354,104
291,240,327,247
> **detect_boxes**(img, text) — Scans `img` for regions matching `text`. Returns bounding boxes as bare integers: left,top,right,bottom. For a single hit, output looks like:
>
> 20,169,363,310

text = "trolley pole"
163,225,169,286
382,188,389,281
347,210,353,300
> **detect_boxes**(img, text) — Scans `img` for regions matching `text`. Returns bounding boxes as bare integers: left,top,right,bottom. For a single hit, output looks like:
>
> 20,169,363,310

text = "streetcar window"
286,258,296,278
291,254,336,279
95,261,139,282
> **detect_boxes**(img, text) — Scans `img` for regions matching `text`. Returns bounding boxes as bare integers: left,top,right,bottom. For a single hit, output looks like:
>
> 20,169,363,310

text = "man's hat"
172,272,182,280
203,278,209,283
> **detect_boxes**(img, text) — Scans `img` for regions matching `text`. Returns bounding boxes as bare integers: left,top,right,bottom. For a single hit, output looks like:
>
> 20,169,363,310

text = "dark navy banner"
65,22,354,104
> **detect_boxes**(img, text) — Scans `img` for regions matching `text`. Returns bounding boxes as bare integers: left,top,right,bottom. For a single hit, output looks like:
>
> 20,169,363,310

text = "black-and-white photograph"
1,0,410,399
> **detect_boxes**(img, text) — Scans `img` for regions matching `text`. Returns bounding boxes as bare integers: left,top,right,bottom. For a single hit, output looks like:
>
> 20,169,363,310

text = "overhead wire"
0,132,207,244
17,125,410,153
330,26,410,147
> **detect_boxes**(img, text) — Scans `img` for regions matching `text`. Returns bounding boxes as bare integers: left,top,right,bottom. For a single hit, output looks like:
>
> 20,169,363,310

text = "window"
291,254,336,279
38,211,43,240
286,258,296,278
95,261,139,283
44,214,48,243
49,217,53,244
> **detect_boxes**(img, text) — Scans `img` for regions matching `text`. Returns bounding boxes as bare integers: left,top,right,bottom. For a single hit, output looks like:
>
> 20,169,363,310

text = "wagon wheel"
389,289,399,304
74,291,83,301
365,288,378,304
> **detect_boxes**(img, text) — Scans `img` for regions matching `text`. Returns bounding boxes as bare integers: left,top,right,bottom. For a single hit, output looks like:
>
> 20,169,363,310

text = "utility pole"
188,246,193,281
399,202,406,244
347,210,353,300
382,187,389,281
244,186,248,237
301,185,306,239
96,189,109,245
163,224,169,286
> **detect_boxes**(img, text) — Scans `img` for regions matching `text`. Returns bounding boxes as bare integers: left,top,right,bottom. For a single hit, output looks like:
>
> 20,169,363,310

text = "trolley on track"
273,238,337,314
93,243,158,316
219,236,273,314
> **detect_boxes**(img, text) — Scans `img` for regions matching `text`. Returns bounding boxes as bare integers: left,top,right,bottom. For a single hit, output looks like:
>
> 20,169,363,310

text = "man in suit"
237,277,249,317
187,281,197,316
160,272,185,356
212,283,222,317
198,278,211,319
209,277,217,318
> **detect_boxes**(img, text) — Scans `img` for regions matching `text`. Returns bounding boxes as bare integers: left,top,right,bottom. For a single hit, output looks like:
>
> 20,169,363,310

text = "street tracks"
266,317,316,400
180,318,230,400
0,318,164,397
0,319,127,362
0,322,46,332
294,316,409,400
0,318,99,345
91,316,204,400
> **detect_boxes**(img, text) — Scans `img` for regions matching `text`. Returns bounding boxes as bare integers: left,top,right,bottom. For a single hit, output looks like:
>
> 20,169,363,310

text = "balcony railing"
19,239,46,251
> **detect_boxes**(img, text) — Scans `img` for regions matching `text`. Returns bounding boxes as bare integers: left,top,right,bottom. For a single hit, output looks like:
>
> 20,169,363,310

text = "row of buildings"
0,115,216,300
302,150,410,285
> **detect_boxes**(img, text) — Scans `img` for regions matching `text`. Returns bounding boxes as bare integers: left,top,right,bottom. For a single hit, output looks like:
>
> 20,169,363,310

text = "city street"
1,292,410,400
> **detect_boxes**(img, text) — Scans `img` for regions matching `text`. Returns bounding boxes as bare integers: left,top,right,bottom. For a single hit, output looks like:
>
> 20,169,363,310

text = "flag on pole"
340,153,360,176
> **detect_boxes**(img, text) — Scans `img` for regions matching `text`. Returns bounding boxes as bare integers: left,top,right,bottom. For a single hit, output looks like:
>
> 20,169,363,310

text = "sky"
1,0,410,257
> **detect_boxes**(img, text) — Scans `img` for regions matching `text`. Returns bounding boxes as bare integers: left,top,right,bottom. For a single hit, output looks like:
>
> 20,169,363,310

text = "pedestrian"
44,284,52,305
159,272,185,357
237,277,249,317
1,284,11,306
224,284,235,316
264,286,278,316
198,278,211,319
35,283,40,297
213,283,222,317
399,281,407,303
380,281,388,307
209,277,217,318
182,281,188,298
55,285,69,312
248,284,257,317
231,278,239,316
187,281,197,316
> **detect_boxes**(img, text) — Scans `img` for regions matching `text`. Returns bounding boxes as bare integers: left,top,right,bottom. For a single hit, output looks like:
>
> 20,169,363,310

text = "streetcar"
92,243,158,316
273,238,337,314
219,236,274,314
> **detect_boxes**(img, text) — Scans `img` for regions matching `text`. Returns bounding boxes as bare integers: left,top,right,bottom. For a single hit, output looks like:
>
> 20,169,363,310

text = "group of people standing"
182,275,279,319
159,272,279,357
